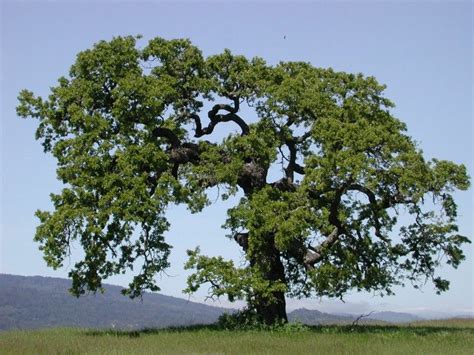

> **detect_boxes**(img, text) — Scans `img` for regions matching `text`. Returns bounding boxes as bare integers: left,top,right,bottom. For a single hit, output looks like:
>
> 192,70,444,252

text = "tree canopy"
18,36,470,324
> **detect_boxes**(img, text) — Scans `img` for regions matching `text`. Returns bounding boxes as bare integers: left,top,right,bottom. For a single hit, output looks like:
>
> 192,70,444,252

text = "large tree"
18,36,470,324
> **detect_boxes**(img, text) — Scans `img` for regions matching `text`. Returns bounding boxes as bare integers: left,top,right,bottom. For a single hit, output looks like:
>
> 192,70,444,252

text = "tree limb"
151,127,181,148
284,140,305,181
234,232,249,251
294,131,312,144
304,227,340,268
193,98,249,137
304,185,348,269
348,184,391,243
269,178,298,192
150,127,200,178
351,311,375,327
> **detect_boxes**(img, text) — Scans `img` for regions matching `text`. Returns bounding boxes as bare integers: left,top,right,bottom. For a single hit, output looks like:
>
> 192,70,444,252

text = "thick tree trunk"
236,161,288,324
250,233,288,325
255,289,287,325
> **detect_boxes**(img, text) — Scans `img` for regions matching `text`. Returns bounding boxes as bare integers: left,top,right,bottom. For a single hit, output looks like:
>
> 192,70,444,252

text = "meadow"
0,319,473,354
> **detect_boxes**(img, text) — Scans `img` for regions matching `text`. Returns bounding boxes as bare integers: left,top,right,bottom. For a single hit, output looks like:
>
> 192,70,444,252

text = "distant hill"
287,308,400,325
367,311,422,323
4,274,465,331
288,308,356,324
408,310,474,320
0,274,227,331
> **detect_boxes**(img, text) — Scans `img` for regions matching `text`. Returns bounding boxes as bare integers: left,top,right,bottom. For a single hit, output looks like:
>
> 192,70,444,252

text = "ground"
1,319,473,354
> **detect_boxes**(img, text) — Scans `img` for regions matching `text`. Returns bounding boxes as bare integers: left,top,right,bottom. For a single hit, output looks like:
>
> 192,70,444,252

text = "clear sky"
1,0,472,316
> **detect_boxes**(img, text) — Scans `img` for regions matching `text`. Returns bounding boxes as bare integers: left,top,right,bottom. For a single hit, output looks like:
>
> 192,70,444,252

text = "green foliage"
217,310,309,331
184,248,287,307
18,36,470,318
184,248,248,302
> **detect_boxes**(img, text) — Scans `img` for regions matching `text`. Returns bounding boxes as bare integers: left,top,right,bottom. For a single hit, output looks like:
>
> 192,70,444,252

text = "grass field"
1,319,473,354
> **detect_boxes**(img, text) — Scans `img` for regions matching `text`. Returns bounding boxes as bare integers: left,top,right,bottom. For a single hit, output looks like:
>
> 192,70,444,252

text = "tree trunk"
255,289,288,325
237,164,288,325
250,233,288,325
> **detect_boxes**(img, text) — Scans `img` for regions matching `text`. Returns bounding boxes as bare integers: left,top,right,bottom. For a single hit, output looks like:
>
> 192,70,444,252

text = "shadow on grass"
85,324,221,338
85,323,474,338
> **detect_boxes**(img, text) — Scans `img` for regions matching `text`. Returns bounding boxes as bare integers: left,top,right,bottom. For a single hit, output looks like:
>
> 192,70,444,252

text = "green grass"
1,319,473,354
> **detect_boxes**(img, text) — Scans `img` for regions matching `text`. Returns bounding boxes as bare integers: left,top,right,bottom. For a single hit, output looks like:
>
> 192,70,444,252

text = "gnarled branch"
193,98,249,137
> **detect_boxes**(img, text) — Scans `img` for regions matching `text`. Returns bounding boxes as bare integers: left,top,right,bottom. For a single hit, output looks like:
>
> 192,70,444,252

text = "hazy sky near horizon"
1,0,472,314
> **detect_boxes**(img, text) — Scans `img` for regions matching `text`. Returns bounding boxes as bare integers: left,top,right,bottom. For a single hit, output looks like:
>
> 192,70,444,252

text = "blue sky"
1,1,472,315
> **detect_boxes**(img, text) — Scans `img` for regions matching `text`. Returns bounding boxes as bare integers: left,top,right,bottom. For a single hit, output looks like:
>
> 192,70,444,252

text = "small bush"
217,309,309,332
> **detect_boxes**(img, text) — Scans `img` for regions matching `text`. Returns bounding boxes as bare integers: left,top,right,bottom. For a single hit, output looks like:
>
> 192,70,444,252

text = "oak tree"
18,36,470,324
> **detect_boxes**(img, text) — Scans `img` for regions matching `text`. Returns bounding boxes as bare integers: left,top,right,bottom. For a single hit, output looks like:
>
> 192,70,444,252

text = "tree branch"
279,127,311,182
284,140,305,181
151,127,200,178
295,131,312,144
269,178,298,192
348,184,390,243
192,98,249,137
210,96,240,114
304,227,340,268
351,311,375,327
329,185,346,227
151,127,181,148
304,184,348,269
234,232,249,251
